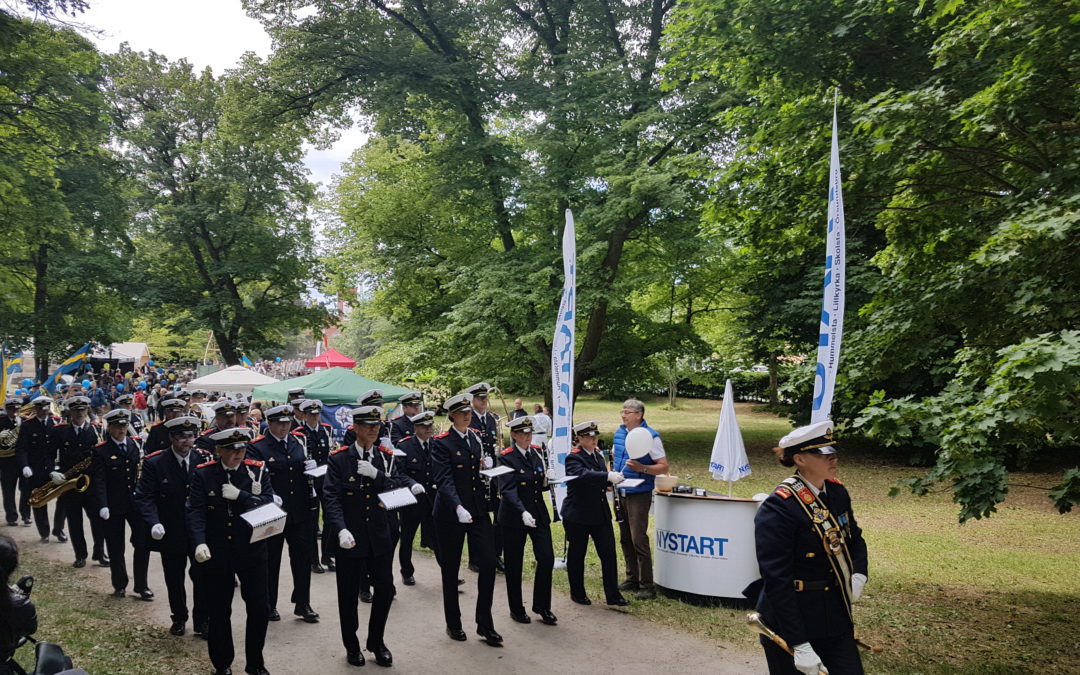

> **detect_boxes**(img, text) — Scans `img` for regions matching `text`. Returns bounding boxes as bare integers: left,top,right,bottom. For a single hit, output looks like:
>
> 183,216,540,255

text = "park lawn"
523,394,1080,674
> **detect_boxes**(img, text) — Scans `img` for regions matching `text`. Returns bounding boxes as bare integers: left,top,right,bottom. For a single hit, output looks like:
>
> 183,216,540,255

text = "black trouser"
564,519,621,603
0,458,21,525
760,632,864,674
436,513,495,631
205,565,269,673
58,491,105,561
160,549,208,625
310,476,330,563
104,510,149,591
502,521,554,614
266,517,311,608
336,552,395,653
17,475,31,523
398,501,438,577
362,513,398,595
26,475,64,539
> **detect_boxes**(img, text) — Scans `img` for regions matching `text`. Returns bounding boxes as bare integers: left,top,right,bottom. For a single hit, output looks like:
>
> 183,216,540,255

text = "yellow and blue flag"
42,343,91,394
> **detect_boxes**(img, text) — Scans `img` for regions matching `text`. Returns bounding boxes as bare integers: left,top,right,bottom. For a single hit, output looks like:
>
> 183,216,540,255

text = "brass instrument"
0,428,17,458
28,456,93,508
748,612,881,663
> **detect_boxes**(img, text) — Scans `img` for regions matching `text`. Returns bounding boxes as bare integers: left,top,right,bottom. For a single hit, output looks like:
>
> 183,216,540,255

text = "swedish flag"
0,345,22,398
42,343,91,394
241,354,254,368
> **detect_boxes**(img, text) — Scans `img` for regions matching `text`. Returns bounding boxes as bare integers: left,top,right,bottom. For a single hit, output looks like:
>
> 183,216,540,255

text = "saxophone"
28,456,93,508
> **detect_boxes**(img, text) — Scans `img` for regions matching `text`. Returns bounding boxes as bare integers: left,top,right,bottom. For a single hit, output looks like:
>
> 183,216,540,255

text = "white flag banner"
549,209,577,512
811,105,846,425
709,379,751,484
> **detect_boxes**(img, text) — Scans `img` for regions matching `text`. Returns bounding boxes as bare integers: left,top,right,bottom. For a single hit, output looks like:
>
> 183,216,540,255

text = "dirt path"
13,520,765,674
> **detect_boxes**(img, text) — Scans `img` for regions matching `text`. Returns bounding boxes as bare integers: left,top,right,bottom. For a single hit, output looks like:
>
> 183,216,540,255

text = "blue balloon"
148,360,155,366
21,378,32,388
81,379,91,389
15,389,25,396
116,383,124,392
275,357,281,362
138,382,147,390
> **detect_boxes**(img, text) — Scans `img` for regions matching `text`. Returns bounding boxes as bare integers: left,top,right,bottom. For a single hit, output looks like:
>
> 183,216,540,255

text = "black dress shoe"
325,559,336,572
244,668,270,675
22,518,31,526
6,521,17,527
510,610,531,624
360,590,372,604
618,580,640,591
39,536,48,544
368,644,392,667
346,651,365,666
476,626,503,646
213,669,231,675
311,562,325,574
494,557,505,573
53,530,67,542
571,595,592,605
169,620,185,636
607,595,630,607
457,578,465,586
96,555,110,568
194,620,209,637
72,558,85,568
534,608,557,625
294,603,319,623
446,627,467,642
402,575,415,586
467,562,480,573
112,588,126,598
135,588,155,601
268,608,280,622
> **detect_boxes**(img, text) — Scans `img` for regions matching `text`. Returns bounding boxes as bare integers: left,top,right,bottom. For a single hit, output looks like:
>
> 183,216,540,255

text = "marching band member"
144,398,187,453
431,393,502,646
322,405,413,667
497,416,556,626
196,400,239,453
15,396,65,543
389,391,423,446
47,396,108,568
342,389,389,448
395,410,440,586
136,415,210,637
464,382,504,574
562,421,628,607
247,404,320,623
187,427,274,675
752,421,869,675
114,392,145,436
0,399,26,527
94,409,152,600
296,399,334,573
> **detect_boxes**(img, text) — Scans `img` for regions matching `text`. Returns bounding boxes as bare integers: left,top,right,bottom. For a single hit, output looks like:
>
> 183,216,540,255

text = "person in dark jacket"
14,397,64,543
561,420,628,607
753,421,869,675
395,410,439,585
47,397,107,568
0,534,35,671
388,391,423,445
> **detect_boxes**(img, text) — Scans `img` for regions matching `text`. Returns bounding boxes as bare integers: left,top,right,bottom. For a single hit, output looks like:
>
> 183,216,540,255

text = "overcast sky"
74,0,366,188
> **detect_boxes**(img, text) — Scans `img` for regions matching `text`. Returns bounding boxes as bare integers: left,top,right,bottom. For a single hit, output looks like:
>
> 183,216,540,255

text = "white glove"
481,456,493,470
851,573,867,603
338,529,356,549
21,467,32,479
221,482,240,501
545,469,557,481
608,471,625,485
455,505,473,523
151,523,165,540
521,511,536,528
303,459,317,472
793,643,828,675
99,507,110,521
194,543,212,563
410,483,426,495
272,494,283,506
49,471,65,485
357,460,378,478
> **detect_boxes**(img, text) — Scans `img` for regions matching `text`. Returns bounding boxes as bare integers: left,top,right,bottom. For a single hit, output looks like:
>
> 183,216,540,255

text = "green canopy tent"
251,367,413,405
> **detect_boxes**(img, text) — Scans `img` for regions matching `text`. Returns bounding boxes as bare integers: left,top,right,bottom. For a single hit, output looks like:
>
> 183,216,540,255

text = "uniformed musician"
47,396,108,568
186,427,275,675
463,382,504,574
341,389,390,448
114,392,145,436
136,415,211,637
431,393,502,646
323,405,416,667
246,404,320,624
144,398,187,453
234,397,258,432
196,400,239,454
752,421,869,675
561,420,629,607
296,399,334,573
395,410,440,585
497,416,557,626
389,391,423,446
94,408,152,600
15,396,65,543
0,398,25,527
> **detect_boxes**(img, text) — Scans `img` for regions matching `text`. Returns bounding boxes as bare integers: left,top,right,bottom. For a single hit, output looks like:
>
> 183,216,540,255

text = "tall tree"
105,46,328,364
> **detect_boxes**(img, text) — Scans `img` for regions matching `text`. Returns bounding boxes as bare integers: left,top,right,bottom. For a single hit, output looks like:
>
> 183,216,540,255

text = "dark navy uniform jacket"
469,410,498,457
389,416,413,446
322,443,403,558
497,444,549,529
136,447,212,554
48,422,100,474
342,421,391,449
93,436,141,516
297,423,333,465
396,435,436,492
560,447,612,525
246,431,313,525
753,477,869,647
431,428,487,523
186,458,275,574
194,426,223,454
143,421,171,454
14,416,58,476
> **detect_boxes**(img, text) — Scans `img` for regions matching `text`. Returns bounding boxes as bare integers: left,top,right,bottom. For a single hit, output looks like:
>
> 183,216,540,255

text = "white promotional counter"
653,491,762,601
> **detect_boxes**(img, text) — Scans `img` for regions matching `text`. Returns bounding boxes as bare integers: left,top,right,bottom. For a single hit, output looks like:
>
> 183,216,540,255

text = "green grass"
507,394,1080,674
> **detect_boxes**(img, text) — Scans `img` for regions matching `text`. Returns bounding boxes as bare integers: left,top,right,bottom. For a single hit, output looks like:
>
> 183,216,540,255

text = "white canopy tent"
186,365,278,395
90,342,151,369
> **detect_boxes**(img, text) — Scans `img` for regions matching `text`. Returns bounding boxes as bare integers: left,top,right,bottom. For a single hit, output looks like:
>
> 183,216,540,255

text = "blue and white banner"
322,404,354,447
549,210,577,505
811,105,846,425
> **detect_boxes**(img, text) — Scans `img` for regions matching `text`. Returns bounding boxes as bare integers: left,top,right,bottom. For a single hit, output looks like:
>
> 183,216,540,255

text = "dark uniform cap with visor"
212,399,237,414
102,408,130,425
263,404,294,423
65,396,91,411
211,427,254,451
298,399,323,413
462,382,492,398
778,420,838,457
160,398,186,412
573,420,600,438
350,405,383,425
164,416,201,435
398,391,423,405
443,393,474,415
356,389,384,406
507,416,534,435
409,410,435,426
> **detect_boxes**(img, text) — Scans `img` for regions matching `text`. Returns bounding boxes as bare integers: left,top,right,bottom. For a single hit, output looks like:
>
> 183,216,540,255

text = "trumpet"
28,456,93,508
747,613,827,675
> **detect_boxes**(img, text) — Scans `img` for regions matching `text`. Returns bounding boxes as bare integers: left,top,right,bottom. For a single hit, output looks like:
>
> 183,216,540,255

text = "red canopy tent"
304,348,357,369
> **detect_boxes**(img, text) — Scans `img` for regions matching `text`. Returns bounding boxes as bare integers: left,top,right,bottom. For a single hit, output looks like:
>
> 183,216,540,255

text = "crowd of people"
0,376,869,675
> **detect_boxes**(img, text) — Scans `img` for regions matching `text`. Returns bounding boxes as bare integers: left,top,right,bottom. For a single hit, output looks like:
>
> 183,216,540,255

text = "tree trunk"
668,380,677,409
213,329,240,366
768,353,779,405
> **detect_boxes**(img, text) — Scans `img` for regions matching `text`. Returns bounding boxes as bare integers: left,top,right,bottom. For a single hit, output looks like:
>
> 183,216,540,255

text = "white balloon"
625,427,653,459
